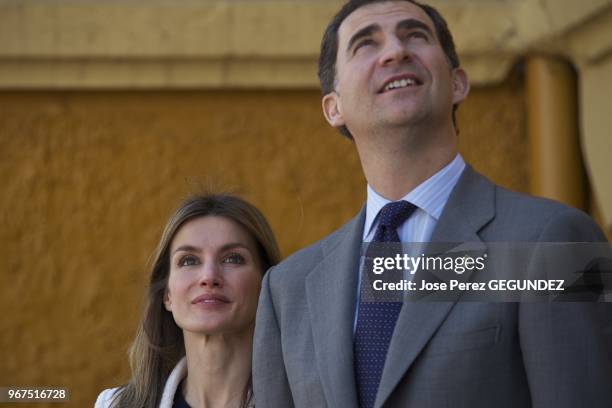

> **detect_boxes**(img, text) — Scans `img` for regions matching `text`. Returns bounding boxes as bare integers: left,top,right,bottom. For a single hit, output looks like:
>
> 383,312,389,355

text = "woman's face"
164,215,264,336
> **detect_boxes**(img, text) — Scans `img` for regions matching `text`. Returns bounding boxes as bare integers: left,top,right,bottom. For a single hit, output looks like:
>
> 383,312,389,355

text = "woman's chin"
181,319,252,337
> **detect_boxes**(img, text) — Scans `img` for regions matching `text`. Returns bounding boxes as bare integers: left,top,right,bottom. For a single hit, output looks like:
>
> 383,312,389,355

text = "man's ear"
452,67,470,104
163,290,172,312
322,92,346,128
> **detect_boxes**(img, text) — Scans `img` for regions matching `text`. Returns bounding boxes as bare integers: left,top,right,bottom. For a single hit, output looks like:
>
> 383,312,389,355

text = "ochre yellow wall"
459,74,529,194
0,80,525,407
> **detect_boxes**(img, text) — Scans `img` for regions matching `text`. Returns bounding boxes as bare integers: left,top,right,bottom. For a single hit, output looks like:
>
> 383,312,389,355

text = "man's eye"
409,31,428,40
222,253,245,265
178,256,200,267
354,39,375,52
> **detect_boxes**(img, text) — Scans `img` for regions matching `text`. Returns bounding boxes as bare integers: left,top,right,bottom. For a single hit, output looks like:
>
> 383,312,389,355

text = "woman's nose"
198,262,223,287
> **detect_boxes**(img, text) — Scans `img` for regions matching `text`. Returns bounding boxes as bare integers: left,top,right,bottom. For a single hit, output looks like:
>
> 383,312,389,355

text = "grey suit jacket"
253,166,612,408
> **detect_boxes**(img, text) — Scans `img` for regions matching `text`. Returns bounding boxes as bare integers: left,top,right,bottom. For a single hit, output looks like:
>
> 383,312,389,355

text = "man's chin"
380,111,428,129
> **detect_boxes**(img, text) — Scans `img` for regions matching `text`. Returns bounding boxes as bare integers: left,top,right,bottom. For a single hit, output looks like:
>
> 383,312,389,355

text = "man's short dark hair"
318,0,461,139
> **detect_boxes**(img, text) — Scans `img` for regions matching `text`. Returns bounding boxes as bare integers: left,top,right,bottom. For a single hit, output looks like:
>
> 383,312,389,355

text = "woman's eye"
222,253,245,265
178,255,200,267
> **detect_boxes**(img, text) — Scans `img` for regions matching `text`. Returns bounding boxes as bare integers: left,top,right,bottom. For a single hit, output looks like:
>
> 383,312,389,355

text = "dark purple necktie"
354,200,417,408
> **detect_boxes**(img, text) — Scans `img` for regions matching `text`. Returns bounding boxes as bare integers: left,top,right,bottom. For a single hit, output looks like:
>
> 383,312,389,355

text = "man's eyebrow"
346,23,380,53
396,18,434,37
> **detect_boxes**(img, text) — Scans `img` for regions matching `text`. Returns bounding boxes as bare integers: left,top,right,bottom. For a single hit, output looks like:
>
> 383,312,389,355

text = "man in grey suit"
253,1,612,407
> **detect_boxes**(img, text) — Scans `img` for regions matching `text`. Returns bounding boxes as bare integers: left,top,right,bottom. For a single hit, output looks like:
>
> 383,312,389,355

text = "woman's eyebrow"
172,242,250,255
172,245,201,255
219,242,250,252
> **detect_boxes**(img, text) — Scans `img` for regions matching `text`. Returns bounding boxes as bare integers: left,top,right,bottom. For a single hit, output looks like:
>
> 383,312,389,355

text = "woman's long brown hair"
110,193,281,407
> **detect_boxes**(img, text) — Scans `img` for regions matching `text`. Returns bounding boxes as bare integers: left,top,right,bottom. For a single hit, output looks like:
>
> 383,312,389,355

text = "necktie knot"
376,200,416,239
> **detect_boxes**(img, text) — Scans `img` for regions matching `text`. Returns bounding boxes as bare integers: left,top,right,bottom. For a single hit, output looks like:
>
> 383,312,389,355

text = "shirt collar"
364,154,466,238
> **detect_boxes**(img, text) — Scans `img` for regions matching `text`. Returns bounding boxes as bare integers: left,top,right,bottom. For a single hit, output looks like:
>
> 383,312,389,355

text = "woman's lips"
191,294,230,305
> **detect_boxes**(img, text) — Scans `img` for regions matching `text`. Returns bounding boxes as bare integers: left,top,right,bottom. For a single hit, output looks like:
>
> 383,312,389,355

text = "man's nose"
198,262,223,288
378,37,411,66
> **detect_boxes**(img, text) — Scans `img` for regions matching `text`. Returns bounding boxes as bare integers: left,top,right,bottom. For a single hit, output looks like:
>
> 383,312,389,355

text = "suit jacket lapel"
375,166,496,408
306,208,365,408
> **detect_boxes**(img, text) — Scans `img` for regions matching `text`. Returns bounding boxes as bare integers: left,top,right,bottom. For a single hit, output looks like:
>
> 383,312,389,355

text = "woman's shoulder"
94,387,121,408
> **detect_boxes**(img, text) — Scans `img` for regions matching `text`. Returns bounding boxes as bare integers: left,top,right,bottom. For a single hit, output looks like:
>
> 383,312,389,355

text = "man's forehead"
338,1,435,43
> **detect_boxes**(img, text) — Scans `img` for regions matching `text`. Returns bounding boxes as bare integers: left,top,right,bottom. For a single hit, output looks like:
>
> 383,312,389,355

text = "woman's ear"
452,67,470,104
322,92,346,128
163,290,172,312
